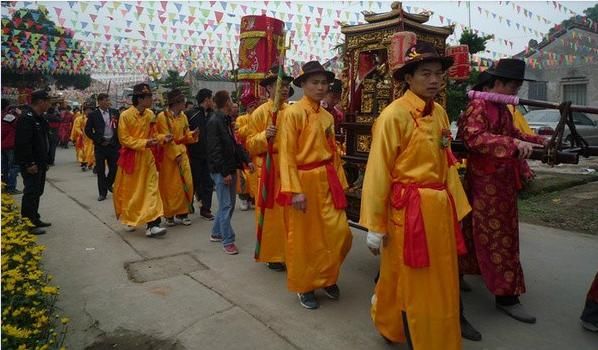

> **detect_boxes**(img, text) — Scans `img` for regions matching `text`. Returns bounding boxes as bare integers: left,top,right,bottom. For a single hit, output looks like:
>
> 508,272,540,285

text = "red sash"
117,148,136,174
390,182,467,269
293,159,347,210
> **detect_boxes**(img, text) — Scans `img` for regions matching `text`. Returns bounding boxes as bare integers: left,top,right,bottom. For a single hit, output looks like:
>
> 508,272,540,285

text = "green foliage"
159,70,191,97
459,29,494,55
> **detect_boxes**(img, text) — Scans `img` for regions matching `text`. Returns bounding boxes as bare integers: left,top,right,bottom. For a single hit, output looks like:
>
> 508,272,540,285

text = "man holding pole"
156,89,199,226
245,66,294,272
458,58,547,323
278,61,352,309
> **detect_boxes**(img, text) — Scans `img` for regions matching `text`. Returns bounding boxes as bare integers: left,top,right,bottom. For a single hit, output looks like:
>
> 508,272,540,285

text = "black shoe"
461,316,482,341
200,209,214,221
7,189,22,195
34,220,52,228
266,262,286,272
30,227,47,235
297,292,319,309
98,195,107,201
108,185,113,193
323,284,340,300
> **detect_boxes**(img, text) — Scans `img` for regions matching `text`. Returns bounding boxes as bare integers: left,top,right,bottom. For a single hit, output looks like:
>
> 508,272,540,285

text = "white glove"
367,231,385,255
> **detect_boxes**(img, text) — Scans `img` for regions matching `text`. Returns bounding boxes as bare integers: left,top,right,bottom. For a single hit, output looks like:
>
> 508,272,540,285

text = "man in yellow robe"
70,109,88,170
235,92,263,201
113,83,170,237
245,67,294,272
81,104,95,171
360,40,471,349
156,89,199,226
278,61,352,309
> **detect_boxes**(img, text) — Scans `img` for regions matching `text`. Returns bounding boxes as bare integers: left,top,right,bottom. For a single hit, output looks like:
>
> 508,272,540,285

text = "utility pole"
467,1,471,29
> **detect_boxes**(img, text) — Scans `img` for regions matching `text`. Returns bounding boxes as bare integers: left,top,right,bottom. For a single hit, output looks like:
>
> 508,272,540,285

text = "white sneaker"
239,199,249,211
146,226,167,238
165,218,176,227
125,225,136,232
174,217,192,226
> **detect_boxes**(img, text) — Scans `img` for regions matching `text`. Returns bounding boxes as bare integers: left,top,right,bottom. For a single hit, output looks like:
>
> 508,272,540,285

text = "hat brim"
293,70,335,87
393,56,454,81
486,70,535,82
259,75,293,87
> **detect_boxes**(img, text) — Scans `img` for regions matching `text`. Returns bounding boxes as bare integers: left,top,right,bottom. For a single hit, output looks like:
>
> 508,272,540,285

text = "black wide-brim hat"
260,65,294,87
472,71,493,91
486,58,534,81
393,42,454,81
293,61,335,87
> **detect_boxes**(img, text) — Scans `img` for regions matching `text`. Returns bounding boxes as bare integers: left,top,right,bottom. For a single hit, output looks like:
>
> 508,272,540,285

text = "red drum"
238,15,285,98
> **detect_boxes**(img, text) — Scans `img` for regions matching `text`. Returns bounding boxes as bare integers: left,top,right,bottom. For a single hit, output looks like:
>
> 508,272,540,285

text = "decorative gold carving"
357,135,372,153
356,115,376,123
363,79,376,92
360,94,373,113
346,29,397,49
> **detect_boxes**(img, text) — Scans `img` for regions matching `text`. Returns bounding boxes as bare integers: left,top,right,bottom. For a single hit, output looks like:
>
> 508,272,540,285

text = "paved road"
24,148,598,349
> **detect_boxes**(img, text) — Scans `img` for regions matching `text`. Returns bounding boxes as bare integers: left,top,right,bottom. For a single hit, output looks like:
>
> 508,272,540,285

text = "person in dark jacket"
15,90,53,235
206,90,254,255
185,88,215,220
85,93,120,201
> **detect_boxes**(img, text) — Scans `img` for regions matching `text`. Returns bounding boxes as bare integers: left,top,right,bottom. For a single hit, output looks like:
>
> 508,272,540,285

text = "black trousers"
94,143,119,196
21,167,47,224
189,157,213,211
48,129,59,165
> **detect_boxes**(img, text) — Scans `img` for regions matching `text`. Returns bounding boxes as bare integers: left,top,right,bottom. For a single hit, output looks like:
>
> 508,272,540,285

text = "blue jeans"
1,149,19,191
210,173,237,246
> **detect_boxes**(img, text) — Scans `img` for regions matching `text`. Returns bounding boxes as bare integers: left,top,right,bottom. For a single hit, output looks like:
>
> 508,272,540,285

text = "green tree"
459,29,494,55
159,70,191,96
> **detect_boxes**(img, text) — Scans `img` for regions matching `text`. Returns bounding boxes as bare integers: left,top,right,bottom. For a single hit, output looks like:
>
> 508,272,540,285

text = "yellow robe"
156,110,198,218
70,113,86,163
244,100,289,263
509,105,534,135
234,115,255,197
278,96,352,292
360,90,471,349
82,114,95,167
113,106,164,226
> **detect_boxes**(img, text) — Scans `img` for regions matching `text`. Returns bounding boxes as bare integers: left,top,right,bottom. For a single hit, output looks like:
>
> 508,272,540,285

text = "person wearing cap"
14,89,54,235
244,66,294,272
85,93,121,201
360,39,472,349
278,61,352,309
185,88,215,221
155,89,199,226
457,58,547,324
113,83,169,238
71,104,90,171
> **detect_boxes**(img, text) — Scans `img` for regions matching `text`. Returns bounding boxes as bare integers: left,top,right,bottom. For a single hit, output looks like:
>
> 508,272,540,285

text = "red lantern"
446,45,470,81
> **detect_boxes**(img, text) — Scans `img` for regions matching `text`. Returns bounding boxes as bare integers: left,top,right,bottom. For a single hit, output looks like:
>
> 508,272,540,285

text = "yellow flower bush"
2,191,69,349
